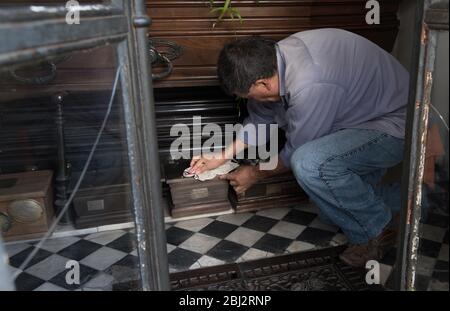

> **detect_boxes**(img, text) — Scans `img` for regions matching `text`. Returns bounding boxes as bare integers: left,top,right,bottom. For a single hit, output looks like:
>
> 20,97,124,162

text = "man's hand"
189,154,227,175
189,139,248,175
219,165,260,194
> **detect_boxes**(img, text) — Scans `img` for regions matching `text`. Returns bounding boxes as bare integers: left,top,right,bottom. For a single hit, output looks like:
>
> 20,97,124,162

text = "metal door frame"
0,0,170,290
395,0,448,291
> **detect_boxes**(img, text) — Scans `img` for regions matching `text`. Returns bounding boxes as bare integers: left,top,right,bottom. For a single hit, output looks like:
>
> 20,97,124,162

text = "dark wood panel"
146,0,401,88
0,1,401,90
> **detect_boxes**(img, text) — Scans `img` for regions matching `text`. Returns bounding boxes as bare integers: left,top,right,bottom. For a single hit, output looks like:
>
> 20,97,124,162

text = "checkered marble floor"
5,201,448,291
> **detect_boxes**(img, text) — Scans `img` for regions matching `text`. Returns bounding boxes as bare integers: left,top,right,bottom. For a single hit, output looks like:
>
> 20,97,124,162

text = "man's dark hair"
217,36,277,96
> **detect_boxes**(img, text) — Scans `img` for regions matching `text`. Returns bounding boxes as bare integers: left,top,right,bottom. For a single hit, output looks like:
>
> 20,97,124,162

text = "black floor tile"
199,220,239,239
432,260,449,283
49,264,99,290
422,213,449,228
104,255,140,284
379,247,397,266
427,192,449,210
165,226,195,246
242,215,278,232
9,247,53,269
282,209,317,226
419,238,443,258
296,227,336,245
414,274,431,291
109,254,139,270
252,234,292,254
206,240,249,262
168,248,202,271
14,272,45,291
106,232,136,253
57,240,103,261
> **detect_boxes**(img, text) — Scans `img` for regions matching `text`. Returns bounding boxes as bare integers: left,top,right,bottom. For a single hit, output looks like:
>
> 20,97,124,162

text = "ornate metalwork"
8,199,44,223
9,61,57,85
148,37,183,80
170,246,378,291
8,55,70,85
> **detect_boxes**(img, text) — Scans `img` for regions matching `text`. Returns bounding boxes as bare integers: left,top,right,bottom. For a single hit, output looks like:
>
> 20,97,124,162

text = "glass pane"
0,43,144,291
415,30,449,291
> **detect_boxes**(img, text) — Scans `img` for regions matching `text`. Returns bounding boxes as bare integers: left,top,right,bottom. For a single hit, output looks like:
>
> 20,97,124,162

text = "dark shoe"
339,226,398,268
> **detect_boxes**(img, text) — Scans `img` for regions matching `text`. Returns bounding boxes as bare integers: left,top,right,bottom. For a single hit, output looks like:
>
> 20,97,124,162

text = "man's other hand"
219,165,260,194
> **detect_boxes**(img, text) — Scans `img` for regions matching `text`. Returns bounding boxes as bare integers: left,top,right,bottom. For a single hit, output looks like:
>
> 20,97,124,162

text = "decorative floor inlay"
170,245,382,291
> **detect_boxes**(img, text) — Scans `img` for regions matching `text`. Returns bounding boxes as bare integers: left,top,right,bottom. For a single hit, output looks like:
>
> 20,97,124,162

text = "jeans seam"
317,132,390,242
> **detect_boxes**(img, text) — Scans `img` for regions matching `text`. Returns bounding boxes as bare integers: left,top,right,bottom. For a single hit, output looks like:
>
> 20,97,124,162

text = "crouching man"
189,28,409,267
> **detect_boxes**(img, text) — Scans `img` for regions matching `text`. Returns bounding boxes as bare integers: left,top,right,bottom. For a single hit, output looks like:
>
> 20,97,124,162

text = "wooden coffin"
229,172,309,213
0,170,54,242
71,183,134,229
0,0,401,92
165,160,232,218
147,0,401,88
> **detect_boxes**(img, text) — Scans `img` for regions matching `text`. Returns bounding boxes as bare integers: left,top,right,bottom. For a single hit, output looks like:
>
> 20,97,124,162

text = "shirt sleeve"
237,99,277,146
279,83,346,168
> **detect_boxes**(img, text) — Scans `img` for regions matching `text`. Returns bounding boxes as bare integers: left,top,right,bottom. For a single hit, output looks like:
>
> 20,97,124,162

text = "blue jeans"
290,129,404,244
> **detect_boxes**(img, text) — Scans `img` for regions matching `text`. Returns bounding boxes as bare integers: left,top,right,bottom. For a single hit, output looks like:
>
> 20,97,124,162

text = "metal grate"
170,246,383,291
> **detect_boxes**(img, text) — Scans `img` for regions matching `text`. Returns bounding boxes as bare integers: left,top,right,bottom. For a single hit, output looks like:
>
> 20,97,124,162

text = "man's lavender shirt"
237,28,410,168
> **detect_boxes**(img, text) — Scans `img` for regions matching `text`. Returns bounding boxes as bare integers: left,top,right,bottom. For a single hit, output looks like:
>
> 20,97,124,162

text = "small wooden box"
229,172,308,213
72,183,133,229
0,170,54,242
165,160,232,218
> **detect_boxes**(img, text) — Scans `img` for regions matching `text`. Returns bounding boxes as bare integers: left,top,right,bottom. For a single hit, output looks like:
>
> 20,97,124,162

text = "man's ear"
253,79,271,91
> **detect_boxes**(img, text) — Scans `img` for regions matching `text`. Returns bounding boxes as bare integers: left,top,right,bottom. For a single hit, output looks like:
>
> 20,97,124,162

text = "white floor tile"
97,222,134,232
129,249,138,256
190,255,225,269
416,255,437,277
256,207,291,220
330,233,348,246
82,272,115,291
179,233,221,254
268,221,306,239
237,248,274,262
217,213,254,226
4,243,31,257
166,244,177,253
39,236,81,253
428,279,449,291
34,282,68,291
379,263,393,286
173,218,214,232
84,230,127,245
225,227,265,247
25,254,69,281
420,224,447,243
80,247,127,271
285,241,316,253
